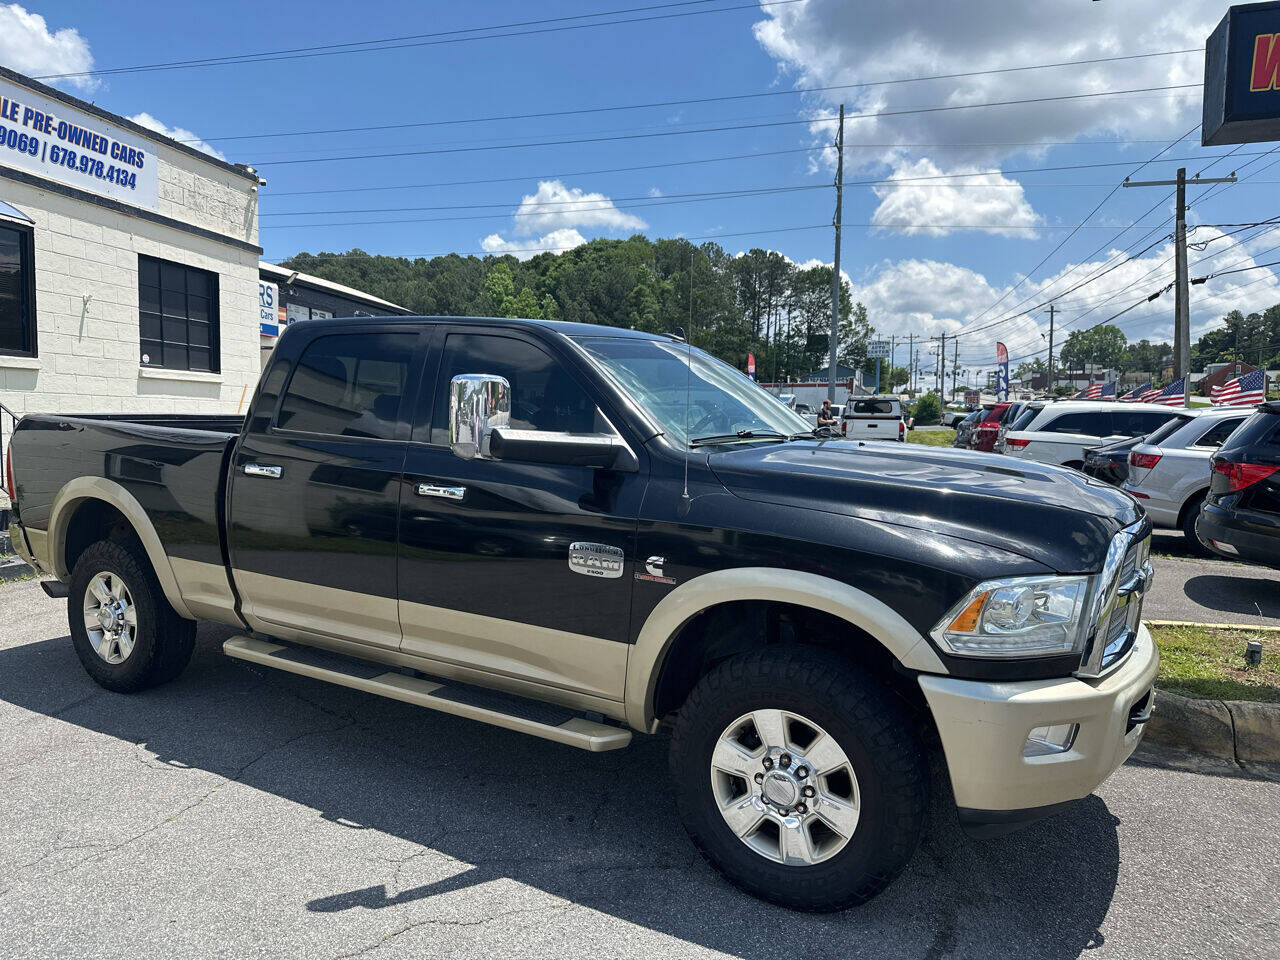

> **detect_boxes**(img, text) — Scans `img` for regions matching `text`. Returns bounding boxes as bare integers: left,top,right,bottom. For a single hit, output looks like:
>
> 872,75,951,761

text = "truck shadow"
1183,574,1280,619
0,623,1122,960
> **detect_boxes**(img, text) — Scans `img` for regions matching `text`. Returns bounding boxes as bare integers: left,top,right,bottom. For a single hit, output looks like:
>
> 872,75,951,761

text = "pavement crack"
331,903,571,959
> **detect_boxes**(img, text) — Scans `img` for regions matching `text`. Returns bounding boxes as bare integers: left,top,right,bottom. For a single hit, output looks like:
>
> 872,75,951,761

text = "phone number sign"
0,77,159,210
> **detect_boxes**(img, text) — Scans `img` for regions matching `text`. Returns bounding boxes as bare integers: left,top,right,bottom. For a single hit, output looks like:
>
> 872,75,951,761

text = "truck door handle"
243,464,282,479
417,483,466,501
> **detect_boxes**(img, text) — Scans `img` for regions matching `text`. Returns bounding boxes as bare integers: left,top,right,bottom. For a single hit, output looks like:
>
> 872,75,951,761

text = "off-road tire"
68,539,196,692
669,646,927,911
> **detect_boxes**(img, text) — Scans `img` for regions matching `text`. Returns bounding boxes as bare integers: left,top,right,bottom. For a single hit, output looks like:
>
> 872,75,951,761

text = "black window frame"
0,219,37,358
138,254,220,373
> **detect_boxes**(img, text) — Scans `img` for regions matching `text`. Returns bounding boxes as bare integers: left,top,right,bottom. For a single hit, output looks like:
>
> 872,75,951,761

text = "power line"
34,0,804,81
189,48,1203,145
250,84,1198,166
263,148,1267,200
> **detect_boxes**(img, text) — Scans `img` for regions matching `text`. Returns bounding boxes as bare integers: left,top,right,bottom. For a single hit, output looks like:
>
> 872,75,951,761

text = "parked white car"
1002,401,1187,469
1123,407,1252,549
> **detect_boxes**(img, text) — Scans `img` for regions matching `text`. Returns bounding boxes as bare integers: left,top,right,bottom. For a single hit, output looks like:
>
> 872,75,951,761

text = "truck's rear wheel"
68,540,196,693
669,646,927,911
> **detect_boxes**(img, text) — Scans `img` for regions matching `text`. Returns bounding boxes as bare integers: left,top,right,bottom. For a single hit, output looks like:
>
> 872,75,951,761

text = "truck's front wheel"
669,646,927,911
68,540,196,693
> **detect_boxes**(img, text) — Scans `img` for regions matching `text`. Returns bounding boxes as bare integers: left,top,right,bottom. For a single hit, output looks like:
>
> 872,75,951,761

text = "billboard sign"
0,76,159,210
867,339,891,359
258,281,279,336
1204,1,1280,145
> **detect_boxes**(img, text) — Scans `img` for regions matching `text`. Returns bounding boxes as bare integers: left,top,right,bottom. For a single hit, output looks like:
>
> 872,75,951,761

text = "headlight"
931,576,1090,659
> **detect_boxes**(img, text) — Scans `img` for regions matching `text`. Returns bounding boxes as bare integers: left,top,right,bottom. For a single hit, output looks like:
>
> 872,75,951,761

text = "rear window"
1008,406,1040,431
1144,414,1193,446
848,399,897,416
1218,408,1280,457
1040,411,1111,436
276,332,414,440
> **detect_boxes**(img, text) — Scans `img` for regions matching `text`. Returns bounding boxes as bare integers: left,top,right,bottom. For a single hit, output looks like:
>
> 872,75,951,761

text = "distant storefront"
0,64,264,461
257,262,411,367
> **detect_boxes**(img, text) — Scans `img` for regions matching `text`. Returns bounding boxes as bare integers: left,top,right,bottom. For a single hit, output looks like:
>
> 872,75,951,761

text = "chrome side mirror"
449,374,511,460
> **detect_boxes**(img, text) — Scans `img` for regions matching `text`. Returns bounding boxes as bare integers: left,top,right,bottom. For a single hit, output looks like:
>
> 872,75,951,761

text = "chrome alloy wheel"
82,571,137,665
710,709,860,866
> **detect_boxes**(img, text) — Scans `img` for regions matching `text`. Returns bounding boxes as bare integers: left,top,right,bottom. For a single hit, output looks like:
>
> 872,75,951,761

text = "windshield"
573,335,811,445
1144,414,1193,446
1008,406,1041,431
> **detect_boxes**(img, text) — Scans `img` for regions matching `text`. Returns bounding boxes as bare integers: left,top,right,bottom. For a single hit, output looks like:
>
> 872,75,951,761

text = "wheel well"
62,499,138,575
650,600,930,730
1178,488,1209,527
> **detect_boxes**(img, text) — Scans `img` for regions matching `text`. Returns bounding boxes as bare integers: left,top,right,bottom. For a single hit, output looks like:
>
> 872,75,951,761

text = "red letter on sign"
1251,33,1280,91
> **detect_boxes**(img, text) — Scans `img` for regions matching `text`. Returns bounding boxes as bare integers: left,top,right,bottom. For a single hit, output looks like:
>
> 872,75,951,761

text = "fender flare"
48,477,196,620
624,567,946,732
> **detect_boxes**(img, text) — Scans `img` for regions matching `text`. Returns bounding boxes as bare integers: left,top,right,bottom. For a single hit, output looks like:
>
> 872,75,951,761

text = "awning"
0,200,33,225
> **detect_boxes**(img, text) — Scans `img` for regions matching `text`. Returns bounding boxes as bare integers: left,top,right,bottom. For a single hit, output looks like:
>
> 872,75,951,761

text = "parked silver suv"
1123,408,1251,550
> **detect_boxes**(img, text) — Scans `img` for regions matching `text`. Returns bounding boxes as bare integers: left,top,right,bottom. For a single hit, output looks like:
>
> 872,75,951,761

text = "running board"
222,635,631,752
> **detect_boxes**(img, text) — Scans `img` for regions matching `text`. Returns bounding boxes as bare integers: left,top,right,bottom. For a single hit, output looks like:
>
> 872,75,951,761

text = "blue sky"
5,0,1279,380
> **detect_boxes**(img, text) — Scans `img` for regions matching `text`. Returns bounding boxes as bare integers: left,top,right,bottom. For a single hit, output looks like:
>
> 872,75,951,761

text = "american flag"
1148,377,1188,406
1211,369,1267,407
1073,380,1116,399
1118,382,1153,402
1138,385,1164,402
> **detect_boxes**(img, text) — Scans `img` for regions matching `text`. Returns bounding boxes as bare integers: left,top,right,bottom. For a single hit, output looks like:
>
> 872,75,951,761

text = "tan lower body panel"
399,598,628,703
223,635,631,752
234,569,402,650
169,557,241,625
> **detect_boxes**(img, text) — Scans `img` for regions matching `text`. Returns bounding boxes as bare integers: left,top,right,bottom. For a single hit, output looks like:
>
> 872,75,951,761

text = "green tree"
913,393,942,425
1059,324,1126,371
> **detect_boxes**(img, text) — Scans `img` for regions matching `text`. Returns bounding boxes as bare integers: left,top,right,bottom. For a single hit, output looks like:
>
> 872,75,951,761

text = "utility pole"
827,104,845,403
1044,303,1056,396
951,337,959,401
937,334,946,396
1123,167,1234,406
907,333,915,394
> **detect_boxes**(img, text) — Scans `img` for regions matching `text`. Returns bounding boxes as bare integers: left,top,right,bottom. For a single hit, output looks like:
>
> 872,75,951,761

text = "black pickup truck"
6,316,1157,911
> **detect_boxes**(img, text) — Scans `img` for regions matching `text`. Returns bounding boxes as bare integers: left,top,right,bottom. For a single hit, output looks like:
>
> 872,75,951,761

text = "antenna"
679,249,694,517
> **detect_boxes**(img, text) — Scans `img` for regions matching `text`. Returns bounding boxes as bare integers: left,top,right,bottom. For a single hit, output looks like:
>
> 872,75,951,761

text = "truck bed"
10,412,242,577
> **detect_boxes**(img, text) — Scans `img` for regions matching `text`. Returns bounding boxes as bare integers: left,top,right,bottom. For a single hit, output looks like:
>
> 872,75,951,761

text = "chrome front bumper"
919,623,1159,813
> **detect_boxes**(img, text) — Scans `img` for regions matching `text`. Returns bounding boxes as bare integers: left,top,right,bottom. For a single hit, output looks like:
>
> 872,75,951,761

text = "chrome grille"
1077,523,1152,678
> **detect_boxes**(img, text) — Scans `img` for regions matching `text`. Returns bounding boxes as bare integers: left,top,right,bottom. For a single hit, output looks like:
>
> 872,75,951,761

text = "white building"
0,65,263,458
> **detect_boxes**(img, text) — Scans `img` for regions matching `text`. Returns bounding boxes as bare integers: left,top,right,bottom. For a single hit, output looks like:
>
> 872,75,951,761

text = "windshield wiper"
790,426,839,440
689,430,787,447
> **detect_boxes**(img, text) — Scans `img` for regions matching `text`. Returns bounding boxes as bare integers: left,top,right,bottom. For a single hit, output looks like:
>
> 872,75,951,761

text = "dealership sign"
1204,1,1280,145
0,77,159,210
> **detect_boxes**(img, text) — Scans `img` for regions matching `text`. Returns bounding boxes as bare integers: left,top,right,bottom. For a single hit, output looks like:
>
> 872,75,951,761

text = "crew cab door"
228,324,427,649
396,327,645,702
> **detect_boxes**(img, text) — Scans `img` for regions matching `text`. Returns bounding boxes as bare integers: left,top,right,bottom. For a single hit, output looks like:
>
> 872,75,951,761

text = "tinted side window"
276,332,414,440
1042,412,1111,436
1112,410,1176,437
430,333,597,445
1192,418,1245,449
1218,411,1280,455
1009,407,1040,431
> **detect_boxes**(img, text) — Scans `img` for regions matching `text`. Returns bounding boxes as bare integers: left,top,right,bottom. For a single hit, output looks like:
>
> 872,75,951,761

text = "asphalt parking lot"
1,579,1277,960
1146,530,1280,627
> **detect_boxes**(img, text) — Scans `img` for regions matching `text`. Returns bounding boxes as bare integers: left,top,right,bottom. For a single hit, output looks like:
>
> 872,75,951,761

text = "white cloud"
870,159,1039,237
753,0,1220,171
511,180,646,236
648,186,663,198
853,229,1280,370
0,4,96,91
480,228,588,260
127,112,226,161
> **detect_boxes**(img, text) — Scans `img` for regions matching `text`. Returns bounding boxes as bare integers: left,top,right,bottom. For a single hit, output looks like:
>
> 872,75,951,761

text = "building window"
0,221,36,357
139,255,219,372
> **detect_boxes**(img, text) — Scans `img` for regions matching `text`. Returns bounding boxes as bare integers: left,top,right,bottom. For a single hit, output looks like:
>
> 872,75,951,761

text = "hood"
708,439,1141,571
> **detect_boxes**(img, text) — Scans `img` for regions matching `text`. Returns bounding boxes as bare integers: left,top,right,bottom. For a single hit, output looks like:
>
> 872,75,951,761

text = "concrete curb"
1147,689,1280,764
1146,619,1280,634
